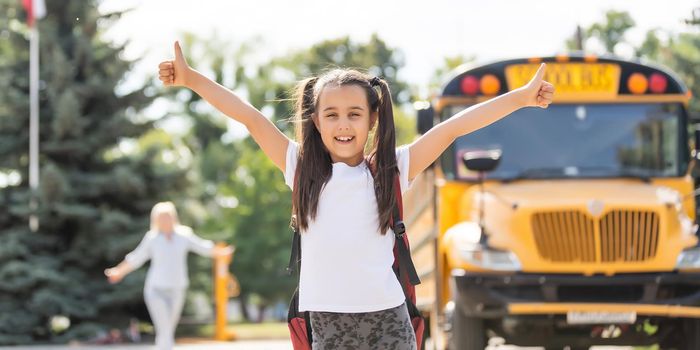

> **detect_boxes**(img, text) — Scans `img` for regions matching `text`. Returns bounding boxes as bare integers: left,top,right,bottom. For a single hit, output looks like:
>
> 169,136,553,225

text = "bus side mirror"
462,150,502,173
415,102,435,135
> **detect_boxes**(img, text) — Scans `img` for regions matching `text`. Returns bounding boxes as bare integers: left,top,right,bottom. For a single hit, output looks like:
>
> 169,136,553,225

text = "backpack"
286,172,425,349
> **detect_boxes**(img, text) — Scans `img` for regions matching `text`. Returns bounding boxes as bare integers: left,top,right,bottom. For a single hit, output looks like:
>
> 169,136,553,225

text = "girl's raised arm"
406,63,554,180
158,41,290,172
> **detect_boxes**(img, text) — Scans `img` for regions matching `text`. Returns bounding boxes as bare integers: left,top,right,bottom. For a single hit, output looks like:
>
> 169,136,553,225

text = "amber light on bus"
480,74,500,95
628,73,648,94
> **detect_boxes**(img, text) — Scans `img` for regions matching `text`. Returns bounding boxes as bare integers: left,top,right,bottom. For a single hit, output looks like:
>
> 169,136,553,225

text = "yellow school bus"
406,54,700,349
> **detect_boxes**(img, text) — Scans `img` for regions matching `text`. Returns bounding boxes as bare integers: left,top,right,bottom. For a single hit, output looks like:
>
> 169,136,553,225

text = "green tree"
427,54,475,96
571,9,699,115
686,7,700,26
635,9,700,114
221,138,293,321
636,29,663,59
249,34,416,144
0,0,188,343
565,25,588,51
587,10,636,54
664,31,700,114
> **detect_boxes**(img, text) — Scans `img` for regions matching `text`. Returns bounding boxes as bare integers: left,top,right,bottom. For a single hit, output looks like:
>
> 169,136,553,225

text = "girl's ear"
370,110,378,130
312,113,320,131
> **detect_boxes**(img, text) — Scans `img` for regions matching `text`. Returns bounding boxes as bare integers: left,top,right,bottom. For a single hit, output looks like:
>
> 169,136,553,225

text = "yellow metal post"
213,242,239,341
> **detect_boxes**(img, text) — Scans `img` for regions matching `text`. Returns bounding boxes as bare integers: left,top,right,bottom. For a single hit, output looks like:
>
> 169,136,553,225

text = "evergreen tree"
0,0,188,343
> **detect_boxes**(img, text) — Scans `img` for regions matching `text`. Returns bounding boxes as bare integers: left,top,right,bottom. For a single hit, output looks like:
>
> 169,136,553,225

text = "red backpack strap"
287,168,301,275
391,175,421,286
286,162,313,349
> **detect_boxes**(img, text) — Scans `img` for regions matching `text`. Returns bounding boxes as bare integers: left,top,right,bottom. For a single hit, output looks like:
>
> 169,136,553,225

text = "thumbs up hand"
521,63,555,108
158,41,190,87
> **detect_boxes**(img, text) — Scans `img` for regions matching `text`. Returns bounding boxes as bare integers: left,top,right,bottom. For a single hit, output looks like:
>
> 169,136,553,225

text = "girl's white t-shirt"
284,141,412,313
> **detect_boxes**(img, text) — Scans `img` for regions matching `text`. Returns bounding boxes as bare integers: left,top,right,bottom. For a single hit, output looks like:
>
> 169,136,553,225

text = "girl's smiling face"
314,84,376,166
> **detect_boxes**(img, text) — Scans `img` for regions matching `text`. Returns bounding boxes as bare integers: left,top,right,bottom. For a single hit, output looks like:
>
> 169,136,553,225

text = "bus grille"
531,210,660,263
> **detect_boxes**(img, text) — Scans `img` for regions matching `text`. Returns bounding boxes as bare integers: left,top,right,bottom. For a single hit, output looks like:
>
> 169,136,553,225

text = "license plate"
505,63,620,99
566,311,637,325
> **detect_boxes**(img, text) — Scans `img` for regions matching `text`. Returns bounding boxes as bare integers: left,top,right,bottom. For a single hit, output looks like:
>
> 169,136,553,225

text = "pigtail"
293,77,333,231
369,78,398,235
292,70,397,235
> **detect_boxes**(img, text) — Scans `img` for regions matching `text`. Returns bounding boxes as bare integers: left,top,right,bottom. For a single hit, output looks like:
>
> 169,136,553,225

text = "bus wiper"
584,166,653,182
502,166,654,183
502,167,568,183
613,169,652,183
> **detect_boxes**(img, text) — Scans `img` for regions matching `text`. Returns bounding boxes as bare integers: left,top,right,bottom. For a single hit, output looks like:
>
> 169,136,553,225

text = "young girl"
158,41,553,349
104,201,232,350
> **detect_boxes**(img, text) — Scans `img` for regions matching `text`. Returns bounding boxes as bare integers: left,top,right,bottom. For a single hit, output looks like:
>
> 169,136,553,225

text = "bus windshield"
449,103,688,181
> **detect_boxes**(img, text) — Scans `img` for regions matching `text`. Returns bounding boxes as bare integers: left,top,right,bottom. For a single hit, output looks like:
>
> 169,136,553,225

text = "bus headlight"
458,245,522,271
446,222,521,271
676,246,700,270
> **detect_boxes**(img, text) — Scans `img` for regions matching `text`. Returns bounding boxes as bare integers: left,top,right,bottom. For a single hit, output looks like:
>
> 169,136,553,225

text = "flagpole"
29,24,39,232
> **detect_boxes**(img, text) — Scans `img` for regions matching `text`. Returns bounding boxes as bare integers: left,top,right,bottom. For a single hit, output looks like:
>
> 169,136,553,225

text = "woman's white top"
284,141,413,313
125,225,214,289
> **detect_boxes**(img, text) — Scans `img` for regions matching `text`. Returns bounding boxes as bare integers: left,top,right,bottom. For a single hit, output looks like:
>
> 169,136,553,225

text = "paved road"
0,341,636,350
0,340,292,350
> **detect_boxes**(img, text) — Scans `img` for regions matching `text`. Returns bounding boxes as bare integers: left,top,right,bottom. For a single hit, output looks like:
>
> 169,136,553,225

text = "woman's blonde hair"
150,201,180,231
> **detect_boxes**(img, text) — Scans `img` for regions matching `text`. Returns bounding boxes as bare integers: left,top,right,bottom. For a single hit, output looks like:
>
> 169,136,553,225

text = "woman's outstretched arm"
104,231,155,284
158,41,290,172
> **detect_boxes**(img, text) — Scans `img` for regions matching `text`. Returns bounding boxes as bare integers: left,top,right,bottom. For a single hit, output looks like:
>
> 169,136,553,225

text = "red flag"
22,0,46,27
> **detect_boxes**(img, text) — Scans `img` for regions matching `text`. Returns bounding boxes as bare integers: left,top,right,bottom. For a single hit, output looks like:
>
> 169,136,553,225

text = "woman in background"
105,201,232,350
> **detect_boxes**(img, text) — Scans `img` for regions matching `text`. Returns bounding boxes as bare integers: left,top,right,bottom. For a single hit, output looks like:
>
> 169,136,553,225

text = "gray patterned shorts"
309,302,417,350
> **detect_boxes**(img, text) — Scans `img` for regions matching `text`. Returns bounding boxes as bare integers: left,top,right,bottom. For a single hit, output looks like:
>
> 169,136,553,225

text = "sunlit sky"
2,0,699,187
100,0,700,89
95,0,700,141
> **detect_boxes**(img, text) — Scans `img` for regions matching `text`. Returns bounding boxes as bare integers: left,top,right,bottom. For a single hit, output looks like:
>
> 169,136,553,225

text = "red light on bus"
649,73,667,94
627,73,648,94
460,75,479,95
480,74,500,95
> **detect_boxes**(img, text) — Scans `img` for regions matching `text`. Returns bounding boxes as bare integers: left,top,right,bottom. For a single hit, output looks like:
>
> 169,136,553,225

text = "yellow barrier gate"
213,242,239,341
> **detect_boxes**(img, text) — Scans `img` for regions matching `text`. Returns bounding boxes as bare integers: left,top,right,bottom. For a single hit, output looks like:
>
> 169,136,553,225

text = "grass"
176,321,289,340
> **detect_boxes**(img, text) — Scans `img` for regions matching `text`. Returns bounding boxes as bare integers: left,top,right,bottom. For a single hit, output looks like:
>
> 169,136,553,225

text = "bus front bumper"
452,270,700,319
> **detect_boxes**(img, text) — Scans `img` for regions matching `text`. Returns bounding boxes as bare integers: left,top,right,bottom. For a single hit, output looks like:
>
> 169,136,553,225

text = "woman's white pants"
144,287,186,350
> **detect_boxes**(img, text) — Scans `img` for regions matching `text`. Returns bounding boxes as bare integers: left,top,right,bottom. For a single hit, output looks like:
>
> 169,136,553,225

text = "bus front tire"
660,318,700,350
448,304,486,350
680,318,700,350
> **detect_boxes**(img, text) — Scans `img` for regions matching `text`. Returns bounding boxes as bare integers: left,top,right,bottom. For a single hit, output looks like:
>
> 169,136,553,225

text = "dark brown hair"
292,69,398,234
